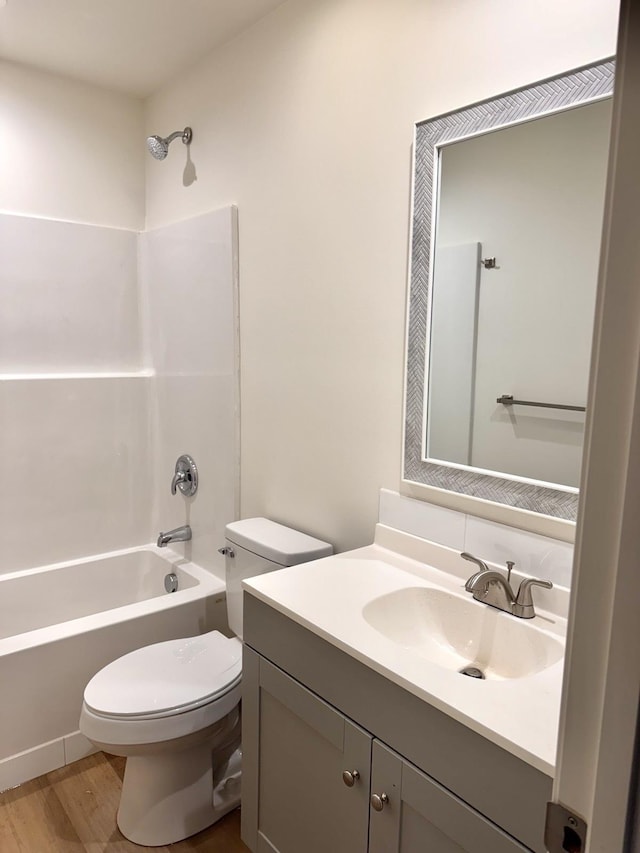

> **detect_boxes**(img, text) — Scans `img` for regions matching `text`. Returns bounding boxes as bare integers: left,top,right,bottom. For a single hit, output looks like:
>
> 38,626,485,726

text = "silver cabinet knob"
342,770,360,787
370,792,389,811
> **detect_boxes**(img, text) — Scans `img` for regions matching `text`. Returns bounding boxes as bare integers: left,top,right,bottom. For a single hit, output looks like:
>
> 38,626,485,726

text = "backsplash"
379,489,573,589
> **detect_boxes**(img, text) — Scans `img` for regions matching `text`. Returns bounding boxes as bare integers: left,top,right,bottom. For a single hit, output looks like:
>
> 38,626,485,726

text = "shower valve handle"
171,470,187,495
171,455,198,497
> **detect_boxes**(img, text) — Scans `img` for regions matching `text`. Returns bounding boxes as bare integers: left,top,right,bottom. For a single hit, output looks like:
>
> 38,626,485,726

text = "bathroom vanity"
240,526,566,853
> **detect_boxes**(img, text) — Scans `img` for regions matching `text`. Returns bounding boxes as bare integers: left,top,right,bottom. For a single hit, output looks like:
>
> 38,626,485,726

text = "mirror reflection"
426,100,612,488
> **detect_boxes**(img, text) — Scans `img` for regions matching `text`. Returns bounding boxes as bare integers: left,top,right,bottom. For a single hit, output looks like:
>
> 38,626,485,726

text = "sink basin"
362,586,563,680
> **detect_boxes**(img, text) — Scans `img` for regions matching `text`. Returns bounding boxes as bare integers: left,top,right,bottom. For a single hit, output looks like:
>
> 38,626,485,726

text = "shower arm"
165,128,192,145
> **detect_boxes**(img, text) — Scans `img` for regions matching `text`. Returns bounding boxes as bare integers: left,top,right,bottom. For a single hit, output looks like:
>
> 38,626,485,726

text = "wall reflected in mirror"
426,99,612,488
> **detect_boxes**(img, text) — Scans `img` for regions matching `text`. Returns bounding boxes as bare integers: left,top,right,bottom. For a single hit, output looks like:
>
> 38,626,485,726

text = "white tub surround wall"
0,376,152,574
0,213,153,574
140,207,239,575
0,205,239,575
0,60,144,230
0,215,142,372
144,0,619,552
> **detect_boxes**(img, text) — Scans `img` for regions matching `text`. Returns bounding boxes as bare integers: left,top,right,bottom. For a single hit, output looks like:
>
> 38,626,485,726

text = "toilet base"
117,743,241,846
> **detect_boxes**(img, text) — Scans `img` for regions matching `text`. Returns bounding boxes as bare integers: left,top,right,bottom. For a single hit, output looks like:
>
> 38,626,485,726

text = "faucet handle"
171,454,198,497
514,577,553,618
461,552,490,572
462,552,492,593
171,470,187,495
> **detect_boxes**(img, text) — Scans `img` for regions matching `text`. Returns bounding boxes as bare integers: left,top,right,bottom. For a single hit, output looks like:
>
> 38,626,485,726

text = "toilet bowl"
80,631,243,845
79,518,332,846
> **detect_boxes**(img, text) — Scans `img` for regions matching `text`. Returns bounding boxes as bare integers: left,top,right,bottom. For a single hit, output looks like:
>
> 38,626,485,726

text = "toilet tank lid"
225,517,332,566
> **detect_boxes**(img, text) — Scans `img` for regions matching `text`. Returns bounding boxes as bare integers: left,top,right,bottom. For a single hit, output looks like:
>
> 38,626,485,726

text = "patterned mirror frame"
403,60,615,521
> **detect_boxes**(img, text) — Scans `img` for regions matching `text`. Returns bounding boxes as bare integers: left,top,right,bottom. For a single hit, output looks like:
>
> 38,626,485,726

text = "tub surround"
141,207,239,576
0,212,152,574
0,373,153,573
0,207,238,578
0,215,142,373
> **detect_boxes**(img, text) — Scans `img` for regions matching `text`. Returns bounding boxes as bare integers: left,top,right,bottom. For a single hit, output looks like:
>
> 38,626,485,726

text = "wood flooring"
0,752,250,852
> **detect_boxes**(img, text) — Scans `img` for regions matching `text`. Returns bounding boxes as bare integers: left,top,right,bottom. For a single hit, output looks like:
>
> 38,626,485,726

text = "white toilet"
79,518,332,847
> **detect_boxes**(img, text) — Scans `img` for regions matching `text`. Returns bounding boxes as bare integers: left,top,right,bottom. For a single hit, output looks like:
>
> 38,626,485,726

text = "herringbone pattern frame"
404,60,615,520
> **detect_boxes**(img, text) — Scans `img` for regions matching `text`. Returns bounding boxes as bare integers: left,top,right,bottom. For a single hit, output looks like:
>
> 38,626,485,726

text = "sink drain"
459,665,485,679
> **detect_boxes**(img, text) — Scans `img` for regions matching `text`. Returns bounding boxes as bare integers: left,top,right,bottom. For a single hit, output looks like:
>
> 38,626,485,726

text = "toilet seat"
84,631,242,721
80,632,243,748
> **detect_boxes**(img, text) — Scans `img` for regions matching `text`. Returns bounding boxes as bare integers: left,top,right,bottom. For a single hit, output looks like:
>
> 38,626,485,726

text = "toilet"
79,518,332,846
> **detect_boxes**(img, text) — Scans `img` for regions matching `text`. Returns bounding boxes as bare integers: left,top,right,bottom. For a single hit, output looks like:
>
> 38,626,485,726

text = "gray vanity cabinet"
242,594,551,853
242,649,371,853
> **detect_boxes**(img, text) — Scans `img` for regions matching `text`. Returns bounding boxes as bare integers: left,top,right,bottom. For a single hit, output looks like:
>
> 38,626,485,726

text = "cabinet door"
242,649,371,853
369,741,531,853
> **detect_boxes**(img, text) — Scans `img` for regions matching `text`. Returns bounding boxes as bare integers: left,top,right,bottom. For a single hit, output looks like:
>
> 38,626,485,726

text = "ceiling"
0,0,286,97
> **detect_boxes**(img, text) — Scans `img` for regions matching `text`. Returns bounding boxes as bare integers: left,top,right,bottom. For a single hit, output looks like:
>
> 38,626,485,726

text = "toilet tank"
223,517,333,639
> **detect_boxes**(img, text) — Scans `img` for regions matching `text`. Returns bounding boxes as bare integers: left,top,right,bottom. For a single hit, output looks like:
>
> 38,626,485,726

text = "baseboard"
0,731,98,792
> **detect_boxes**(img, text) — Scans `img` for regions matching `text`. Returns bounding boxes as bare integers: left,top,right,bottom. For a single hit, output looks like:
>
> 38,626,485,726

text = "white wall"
0,60,144,229
435,100,612,487
144,0,618,552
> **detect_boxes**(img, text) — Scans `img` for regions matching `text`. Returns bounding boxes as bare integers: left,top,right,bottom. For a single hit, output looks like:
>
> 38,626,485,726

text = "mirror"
404,61,615,521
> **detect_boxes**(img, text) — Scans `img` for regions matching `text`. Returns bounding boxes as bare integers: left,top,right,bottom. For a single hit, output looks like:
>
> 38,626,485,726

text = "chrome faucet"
461,552,552,619
157,525,192,548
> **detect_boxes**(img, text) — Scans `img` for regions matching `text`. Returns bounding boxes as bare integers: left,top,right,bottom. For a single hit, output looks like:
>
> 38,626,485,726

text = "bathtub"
0,545,227,791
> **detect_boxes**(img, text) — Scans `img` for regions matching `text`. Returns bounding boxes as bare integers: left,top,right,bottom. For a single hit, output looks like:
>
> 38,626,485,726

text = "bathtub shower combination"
1,205,239,792
0,546,227,791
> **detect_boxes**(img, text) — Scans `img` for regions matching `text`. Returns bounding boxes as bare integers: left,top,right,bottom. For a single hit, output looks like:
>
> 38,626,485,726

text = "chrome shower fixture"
146,126,192,160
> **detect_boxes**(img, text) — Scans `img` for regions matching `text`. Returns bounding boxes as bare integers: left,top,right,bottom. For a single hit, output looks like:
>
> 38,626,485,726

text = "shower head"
146,126,192,160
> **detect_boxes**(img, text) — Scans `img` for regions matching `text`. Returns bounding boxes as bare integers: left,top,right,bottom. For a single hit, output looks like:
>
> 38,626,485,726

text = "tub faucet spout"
157,525,192,548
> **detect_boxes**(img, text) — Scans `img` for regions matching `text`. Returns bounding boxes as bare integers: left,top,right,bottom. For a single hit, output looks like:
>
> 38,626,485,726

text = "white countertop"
243,524,566,777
